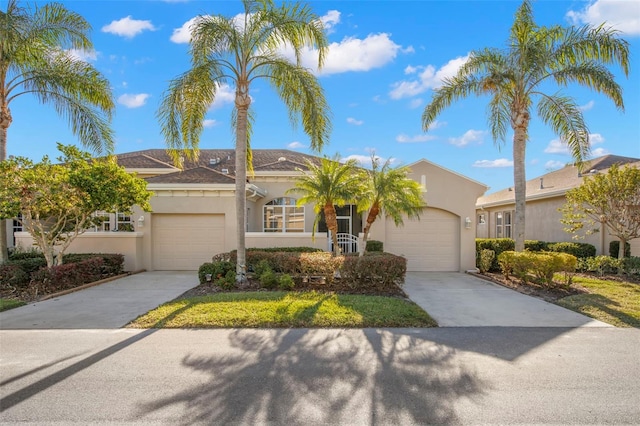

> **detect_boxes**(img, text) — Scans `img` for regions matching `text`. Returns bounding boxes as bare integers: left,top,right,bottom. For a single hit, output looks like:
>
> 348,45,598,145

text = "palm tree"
288,156,367,256
157,0,330,281
422,0,629,252
360,156,424,256
0,0,115,262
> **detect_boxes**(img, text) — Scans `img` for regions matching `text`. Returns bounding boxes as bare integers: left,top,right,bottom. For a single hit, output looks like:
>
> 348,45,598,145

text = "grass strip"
127,291,437,328
0,298,26,312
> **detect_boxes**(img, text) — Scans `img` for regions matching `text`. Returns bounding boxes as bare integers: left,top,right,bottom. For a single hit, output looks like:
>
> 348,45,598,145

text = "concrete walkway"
0,271,198,329
403,272,612,327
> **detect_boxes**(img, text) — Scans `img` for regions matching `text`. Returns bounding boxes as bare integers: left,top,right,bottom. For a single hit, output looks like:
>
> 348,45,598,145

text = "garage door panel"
385,208,459,272
153,214,225,270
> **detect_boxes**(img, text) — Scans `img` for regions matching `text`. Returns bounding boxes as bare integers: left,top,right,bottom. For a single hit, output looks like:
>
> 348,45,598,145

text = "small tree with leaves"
0,144,152,267
560,164,640,259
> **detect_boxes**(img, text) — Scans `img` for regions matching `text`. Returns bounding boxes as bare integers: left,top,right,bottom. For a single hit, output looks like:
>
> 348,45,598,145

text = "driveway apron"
403,272,612,327
0,271,198,329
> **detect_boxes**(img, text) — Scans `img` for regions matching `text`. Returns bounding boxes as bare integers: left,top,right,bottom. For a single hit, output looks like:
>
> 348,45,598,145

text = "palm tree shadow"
137,329,485,424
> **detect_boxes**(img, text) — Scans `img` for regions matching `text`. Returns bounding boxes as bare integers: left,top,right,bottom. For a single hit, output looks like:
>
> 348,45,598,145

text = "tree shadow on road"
138,328,485,424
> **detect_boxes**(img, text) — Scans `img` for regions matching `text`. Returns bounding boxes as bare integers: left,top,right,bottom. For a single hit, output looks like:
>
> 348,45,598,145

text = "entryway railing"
329,232,359,254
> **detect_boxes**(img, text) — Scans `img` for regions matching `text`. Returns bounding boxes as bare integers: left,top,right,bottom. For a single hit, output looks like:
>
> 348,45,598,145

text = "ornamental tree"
560,164,640,259
0,144,152,267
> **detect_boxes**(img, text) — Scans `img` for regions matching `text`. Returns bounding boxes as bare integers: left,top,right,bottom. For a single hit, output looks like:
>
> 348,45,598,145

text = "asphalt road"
1,327,639,425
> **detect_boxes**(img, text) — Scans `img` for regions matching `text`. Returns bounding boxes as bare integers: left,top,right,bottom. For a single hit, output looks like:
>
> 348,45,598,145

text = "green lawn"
0,298,26,312
557,276,640,328
127,291,437,328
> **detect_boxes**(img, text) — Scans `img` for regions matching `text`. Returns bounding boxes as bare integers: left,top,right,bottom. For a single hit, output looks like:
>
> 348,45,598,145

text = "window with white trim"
495,210,513,238
264,198,304,232
89,211,134,232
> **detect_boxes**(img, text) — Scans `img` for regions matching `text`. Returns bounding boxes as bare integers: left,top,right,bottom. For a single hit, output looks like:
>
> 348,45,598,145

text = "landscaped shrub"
278,274,295,291
62,253,124,275
547,242,596,259
30,257,104,296
215,270,237,290
0,264,30,290
339,253,406,292
580,256,623,276
609,241,631,258
366,240,383,252
7,257,47,275
478,249,495,274
198,261,235,284
8,249,44,261
476,239,515,271
498,251,576,287
622,257,640,277
524,240,548,252
259,269,279,289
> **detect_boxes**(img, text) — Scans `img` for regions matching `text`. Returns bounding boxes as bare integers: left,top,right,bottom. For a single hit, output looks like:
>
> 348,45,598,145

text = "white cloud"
288,141,306,149
320,10,340,33
65,49,97,62
118,93,150,108
567,0,640,36
591,147,609,157
209,83,236,109
344,154,385,167
389,54,470,99
448,129,485,147
346,117,363,125
102,16,156,39
396,133,437,143
580,100,595,111
289,33,406,75
473,158,513,168
545,160,565,170
409,98,423,109
425,120,446,131
171,17,197,43
544,133,605,154
203,119,218,128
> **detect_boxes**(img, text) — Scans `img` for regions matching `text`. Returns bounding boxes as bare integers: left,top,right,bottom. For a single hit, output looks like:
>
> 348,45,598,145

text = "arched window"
264,197,304,232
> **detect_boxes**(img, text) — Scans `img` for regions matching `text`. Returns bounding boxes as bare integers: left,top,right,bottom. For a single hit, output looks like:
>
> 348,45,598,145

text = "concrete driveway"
403,272,611,327
0,271,198,329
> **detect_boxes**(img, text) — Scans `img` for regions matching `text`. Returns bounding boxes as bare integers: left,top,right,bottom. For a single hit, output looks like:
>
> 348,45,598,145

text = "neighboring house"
475,154,640,256
13,149,487,272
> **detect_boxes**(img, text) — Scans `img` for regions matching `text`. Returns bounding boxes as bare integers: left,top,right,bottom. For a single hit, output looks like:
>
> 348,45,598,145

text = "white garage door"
153,214,225,270
385,208,459,272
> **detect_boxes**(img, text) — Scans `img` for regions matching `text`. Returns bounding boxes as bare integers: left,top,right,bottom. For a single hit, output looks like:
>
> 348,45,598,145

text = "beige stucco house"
475,154,640,256
13,149,487,272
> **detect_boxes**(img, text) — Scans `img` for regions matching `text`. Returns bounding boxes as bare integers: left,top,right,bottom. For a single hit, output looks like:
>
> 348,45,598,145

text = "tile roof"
144,167,236,184
477,154,640,207
115,154,176,169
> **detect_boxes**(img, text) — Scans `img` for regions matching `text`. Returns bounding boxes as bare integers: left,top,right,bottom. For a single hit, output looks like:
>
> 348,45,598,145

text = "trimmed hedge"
30,258,104,295
365,240,384,252
339,253,406,292
498,250,577,288
546,242,596,259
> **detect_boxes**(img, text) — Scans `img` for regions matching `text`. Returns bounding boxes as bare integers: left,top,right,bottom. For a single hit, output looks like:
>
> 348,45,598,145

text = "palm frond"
550,62,624,110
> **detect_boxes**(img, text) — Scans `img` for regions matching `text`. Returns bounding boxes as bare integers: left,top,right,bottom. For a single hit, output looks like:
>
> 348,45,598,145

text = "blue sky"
6,0,640,194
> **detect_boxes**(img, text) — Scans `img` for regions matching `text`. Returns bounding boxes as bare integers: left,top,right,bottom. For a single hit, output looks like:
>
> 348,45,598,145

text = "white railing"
329,233,359,254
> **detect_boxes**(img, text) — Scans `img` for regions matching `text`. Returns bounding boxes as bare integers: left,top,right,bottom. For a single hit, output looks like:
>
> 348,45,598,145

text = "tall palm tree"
360,156,424,256
157,0,330,281
288,156,367,256
0,0,115,262
422,0,629,252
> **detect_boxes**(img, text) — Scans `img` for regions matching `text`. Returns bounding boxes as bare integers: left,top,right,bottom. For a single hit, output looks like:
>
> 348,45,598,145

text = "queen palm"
360,156,424,256
0,0,115,262
422,0,629,252
157,0,330,281
288,156,367,256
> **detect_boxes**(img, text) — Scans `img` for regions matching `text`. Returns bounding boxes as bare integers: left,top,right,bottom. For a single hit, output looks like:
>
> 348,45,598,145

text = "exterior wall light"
137,216,145,228
464,217,472,229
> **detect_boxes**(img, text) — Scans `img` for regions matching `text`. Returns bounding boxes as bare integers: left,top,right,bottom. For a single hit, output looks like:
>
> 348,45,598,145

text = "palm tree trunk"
0,108,10,263
359,202,380,256
235,91,251,283
513,125,527,252
324,203,339,256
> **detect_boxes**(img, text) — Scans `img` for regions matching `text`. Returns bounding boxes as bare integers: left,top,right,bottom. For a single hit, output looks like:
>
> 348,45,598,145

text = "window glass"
264,198,304,232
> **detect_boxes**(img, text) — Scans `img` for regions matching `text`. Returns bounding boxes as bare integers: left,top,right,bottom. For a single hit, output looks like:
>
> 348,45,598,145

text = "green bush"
215,270,237,290
622,257,640,277
609,241,631,258
198,261,235,284
478,249,495,274
365,240,383,252
0,264,30,290
30,258,104,296
7,257,47,275
524,240,548,252
580,256,623,276
476,239,515,271
498,251,576,287
259,269,279,289
62,253,124,275
278,274,295,291
339,253,406,292
547,242,596,259
252,259,272,277
8,249,44,261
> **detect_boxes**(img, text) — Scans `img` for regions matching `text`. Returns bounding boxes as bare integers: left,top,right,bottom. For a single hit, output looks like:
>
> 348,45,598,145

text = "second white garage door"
385,208,459,272
153,214,226,270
